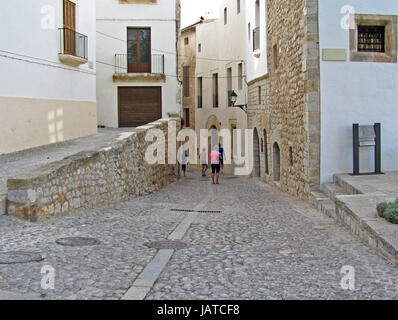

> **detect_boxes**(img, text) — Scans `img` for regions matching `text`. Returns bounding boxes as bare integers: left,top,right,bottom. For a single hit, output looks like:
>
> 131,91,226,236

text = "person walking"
210,145,221,184
219,143,225,174
180,149,188,177
200,148,208,176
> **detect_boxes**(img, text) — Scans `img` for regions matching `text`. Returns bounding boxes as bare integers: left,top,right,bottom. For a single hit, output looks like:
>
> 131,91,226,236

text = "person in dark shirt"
219,143,225,174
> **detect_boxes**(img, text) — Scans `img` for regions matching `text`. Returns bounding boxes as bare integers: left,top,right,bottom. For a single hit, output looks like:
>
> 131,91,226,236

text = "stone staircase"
311,174,398,265
310,179,350,220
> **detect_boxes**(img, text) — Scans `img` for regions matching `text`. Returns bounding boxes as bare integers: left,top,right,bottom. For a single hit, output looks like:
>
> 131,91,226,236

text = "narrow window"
183,66,190,97
258,86,261,104
273,44,278,70
184,108,190,127
198,43,201,52
224,8,227,25
289,147,294,166
227,67,232,106
213,73,219,108
238,63,243,90
197,77,203,108
237,0,240,14
358,26,385,52
248,23,251,41
184,37,189,45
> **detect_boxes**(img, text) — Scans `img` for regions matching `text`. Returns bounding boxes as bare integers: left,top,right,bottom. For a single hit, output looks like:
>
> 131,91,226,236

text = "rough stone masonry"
6,118,181,221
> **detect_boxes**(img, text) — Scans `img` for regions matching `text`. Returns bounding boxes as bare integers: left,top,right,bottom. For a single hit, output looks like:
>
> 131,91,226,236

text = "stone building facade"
179,21,202,130
247,0,321,200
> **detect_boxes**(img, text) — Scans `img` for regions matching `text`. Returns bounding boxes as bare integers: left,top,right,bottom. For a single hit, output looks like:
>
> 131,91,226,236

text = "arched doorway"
264,129,269,174
273,142,281,181
253,128,260,177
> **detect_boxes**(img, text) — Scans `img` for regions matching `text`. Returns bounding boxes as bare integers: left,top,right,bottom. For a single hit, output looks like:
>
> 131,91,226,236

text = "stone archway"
253,128,260,177
273,142,281,181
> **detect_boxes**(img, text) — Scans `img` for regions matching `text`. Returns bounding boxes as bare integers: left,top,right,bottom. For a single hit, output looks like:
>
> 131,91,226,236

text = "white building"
194,0,249,173
0,0,97,154
96,0,181,128
319,0,398,183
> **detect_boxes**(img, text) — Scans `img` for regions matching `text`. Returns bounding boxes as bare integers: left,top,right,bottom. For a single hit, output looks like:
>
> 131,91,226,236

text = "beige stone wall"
0,96,98,155
179,26,197,130
247,74,270,180
257,0,321,200
7,118,181,221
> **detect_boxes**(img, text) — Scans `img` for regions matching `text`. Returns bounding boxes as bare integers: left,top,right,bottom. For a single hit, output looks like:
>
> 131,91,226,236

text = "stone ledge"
113,73,166,83
59,54,88,67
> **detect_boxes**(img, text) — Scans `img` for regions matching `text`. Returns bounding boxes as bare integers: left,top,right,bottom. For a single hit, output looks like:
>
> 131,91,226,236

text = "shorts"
182,164,186,172
211,164,220,174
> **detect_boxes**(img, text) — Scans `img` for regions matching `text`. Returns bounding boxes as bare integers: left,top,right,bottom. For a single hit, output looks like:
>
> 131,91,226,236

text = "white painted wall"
96,0,179,128
245,0,268,82
319,0,398,183
0,0,96,101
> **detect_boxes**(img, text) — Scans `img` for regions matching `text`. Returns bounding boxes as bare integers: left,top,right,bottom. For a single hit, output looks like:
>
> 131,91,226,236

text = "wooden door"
118,87,162,127
63,0,76,56
127,28,151,73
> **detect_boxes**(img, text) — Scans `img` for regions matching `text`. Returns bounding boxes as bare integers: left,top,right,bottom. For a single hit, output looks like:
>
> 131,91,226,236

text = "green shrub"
377,199,398,224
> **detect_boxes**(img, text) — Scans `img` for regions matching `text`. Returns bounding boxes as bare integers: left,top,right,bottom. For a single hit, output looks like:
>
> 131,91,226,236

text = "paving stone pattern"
0,168,397,299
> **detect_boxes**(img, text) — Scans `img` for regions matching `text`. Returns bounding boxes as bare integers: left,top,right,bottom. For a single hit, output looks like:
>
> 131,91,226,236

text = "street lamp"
230,90,247,113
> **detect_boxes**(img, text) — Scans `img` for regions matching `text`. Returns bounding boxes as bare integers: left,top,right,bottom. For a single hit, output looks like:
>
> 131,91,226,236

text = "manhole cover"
55,237,101,247
171,209,195,213
197,210,222,213
145,240,188,250
223,177,240,180
0,252,45,265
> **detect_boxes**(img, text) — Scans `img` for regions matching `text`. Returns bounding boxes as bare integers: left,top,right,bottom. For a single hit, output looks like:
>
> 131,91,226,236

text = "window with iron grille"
358,26,385,53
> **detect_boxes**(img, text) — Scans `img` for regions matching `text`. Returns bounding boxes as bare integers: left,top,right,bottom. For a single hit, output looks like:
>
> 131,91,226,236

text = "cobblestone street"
0,167,397,300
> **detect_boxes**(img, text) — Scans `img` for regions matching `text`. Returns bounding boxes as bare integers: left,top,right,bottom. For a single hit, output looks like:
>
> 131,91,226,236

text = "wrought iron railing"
114,54,165,74
59,28,88,60
253,27,260,51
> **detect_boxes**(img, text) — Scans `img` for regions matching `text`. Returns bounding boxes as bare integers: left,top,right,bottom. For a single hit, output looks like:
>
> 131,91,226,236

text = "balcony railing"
59,28,88,60
114,54,165,74
198,96,203,108
213,94,219,108
253,27,260,51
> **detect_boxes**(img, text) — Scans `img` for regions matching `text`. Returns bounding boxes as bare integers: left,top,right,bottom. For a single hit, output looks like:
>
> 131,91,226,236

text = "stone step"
310,189,337,219
309,190,328,209
0,194,6,216
333,174,361,195
320,183,346,202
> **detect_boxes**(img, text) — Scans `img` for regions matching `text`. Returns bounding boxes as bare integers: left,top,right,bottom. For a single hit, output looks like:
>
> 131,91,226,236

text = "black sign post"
353,122,381,175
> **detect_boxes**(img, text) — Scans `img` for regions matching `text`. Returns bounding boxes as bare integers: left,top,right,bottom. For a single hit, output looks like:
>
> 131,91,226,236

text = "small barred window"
358,26,385,53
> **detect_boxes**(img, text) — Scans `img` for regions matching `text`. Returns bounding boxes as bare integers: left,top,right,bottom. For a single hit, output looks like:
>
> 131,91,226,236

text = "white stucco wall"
0,0,96,101
245,0,268,82
96,0,179,128
0,0,97,154
319,0,398,183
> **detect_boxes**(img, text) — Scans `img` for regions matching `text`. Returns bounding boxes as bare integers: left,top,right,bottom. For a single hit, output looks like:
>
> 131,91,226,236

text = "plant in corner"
376,199,398,224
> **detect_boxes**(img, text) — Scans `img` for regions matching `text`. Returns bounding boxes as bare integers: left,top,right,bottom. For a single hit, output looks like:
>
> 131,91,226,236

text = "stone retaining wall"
7,118,181,221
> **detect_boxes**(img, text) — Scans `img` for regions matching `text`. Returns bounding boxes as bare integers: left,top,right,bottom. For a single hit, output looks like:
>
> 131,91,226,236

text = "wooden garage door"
118,87,162,127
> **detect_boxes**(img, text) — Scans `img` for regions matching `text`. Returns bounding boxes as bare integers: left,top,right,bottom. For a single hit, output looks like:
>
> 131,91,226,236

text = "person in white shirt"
200,148,208,176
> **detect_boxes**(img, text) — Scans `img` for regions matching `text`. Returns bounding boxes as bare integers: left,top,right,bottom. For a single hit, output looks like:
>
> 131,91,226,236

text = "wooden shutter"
63,0,76,56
